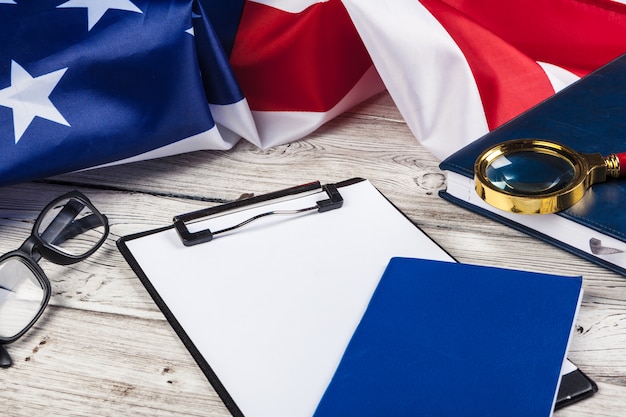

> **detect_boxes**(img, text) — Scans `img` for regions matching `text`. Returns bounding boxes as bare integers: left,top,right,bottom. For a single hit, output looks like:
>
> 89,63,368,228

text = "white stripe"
250,65,385,148
249,0,328,13
537,61,580,93
210,99,263,148
90,65,383,171
85,126,235,170
342,0,489,160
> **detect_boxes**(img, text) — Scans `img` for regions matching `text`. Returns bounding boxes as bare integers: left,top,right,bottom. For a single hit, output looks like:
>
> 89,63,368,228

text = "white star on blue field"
0,61,69,143
57,0,142,31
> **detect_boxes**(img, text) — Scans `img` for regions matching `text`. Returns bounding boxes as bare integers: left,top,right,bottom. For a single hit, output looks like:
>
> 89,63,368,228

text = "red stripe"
230,1,373,112
617,152,626,178
419,0,558,130
439,0,626,75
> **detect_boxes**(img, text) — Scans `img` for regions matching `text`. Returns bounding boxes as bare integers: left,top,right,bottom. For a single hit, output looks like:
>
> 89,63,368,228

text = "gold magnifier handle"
580,152,626,187
604,153,626,179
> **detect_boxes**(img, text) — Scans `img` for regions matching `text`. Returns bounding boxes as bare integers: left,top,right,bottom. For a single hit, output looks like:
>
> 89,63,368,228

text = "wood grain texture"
0,91,624,416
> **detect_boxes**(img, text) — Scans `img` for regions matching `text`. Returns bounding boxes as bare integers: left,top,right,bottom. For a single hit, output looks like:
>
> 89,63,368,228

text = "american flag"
1,0,626,186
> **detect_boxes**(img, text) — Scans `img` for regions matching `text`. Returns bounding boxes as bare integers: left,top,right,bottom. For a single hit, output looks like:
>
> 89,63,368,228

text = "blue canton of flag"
0,0,240,186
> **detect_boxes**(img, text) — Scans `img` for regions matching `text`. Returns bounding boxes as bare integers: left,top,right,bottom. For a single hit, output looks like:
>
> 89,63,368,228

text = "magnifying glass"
474,139,626,214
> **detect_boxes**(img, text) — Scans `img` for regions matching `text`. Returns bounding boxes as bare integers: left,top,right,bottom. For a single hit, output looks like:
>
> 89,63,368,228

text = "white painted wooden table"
1,92,625,416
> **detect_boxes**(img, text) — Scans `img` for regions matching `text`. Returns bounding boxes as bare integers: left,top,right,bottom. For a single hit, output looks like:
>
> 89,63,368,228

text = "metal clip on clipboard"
173,181,344,246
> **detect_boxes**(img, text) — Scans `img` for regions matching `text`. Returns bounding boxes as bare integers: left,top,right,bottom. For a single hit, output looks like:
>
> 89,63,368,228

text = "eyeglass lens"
0,257,46,340
37,197,107,257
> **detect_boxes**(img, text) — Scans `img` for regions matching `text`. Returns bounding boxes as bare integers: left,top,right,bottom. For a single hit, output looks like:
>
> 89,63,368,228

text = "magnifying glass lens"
476,139,626,214
485,151,576,195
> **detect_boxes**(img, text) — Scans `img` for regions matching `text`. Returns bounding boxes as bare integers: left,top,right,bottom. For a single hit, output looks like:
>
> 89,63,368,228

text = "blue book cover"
313,257,583,417
439,53,626,276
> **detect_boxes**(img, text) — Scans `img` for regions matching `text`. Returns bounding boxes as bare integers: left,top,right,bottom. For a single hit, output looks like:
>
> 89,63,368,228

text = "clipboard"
117,178,596,416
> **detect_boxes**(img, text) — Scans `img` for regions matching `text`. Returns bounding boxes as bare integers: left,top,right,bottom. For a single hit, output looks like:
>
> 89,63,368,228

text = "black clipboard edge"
555,367,599,410
117,227,245,417
116,177,456,417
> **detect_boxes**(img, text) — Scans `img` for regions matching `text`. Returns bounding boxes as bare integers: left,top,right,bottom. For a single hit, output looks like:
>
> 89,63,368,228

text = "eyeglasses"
0,191,109,368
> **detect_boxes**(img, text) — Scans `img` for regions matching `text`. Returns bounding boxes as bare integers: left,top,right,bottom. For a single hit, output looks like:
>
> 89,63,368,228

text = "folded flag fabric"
1,0,626,186
209,0,384,150
342,0,626,159
1,0,226,186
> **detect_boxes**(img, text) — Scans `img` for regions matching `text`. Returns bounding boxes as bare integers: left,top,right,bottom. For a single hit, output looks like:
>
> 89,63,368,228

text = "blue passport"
439,53,626,277
313,257,583,417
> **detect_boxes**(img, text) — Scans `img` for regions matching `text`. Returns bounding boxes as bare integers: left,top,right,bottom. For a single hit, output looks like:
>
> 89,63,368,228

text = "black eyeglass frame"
0,253,52,345
0,190,109,345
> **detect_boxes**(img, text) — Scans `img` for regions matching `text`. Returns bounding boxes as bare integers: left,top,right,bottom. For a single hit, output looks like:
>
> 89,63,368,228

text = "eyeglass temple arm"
0,345,12,368
39,199,86,244
48,214,104,246
24,200,86,262
38,197,105,245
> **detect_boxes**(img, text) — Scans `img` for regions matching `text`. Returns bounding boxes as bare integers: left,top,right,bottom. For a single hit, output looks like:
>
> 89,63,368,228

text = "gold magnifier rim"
474,139,589,214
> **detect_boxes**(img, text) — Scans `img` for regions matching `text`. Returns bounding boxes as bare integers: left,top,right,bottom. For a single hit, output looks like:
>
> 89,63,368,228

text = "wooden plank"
0,91,625,415
3,306,230,417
